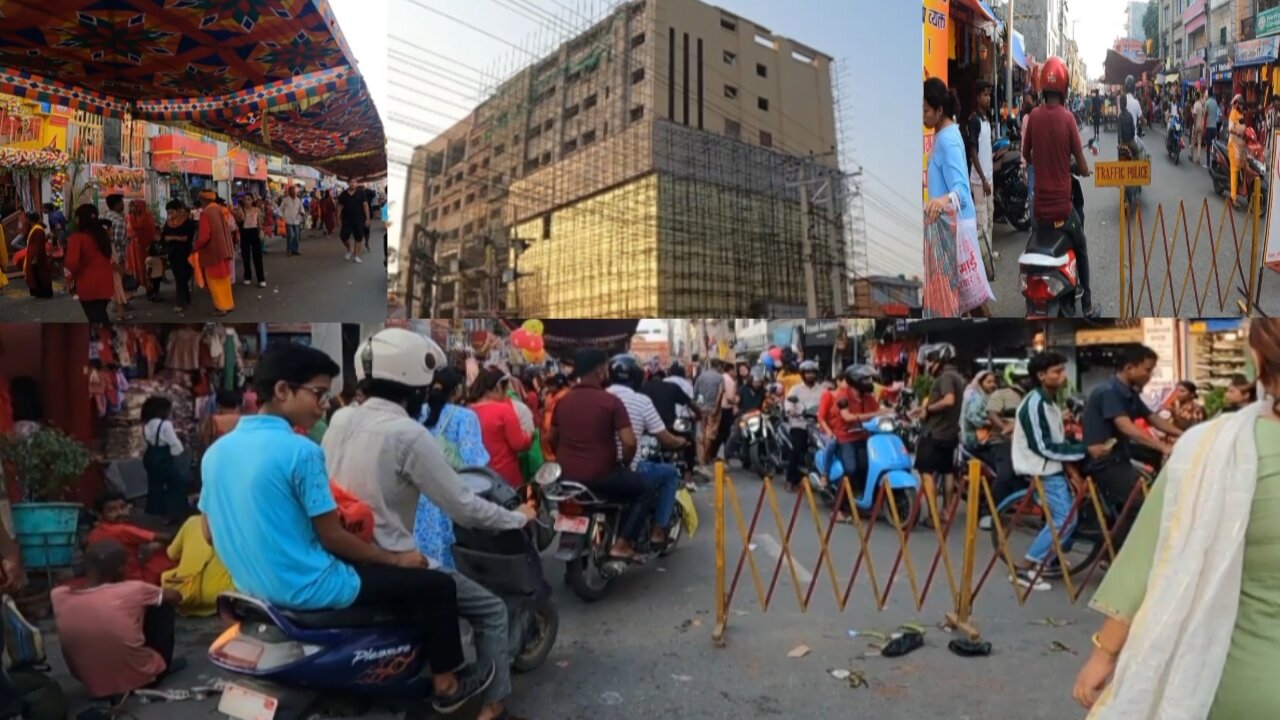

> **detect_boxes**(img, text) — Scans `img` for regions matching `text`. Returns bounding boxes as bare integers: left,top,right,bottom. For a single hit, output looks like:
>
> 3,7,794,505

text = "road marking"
751,533,813,585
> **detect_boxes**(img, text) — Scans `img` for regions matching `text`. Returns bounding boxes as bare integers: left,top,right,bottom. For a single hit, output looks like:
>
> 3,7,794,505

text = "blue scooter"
807,416,922,527
207,466,559,719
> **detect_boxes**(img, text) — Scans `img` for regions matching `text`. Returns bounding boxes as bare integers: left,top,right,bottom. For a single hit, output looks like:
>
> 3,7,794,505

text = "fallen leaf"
830,669,851,680
671,674,693,682
1050,640,1076,655
691,618,703,627
787,644,811,658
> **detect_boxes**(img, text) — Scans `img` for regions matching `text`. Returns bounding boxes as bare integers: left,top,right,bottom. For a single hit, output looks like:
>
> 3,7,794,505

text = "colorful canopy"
0,0,384,179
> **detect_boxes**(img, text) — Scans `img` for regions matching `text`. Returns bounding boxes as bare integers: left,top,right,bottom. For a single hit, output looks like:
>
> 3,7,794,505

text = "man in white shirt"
1191,91,1205,166
967,81,995,251
278,186,305,256
784,361,825,492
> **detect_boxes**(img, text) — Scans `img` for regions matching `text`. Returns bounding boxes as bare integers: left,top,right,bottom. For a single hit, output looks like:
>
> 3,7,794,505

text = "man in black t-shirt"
911,343,967,497
1082,344,1183,506
337,183,370,264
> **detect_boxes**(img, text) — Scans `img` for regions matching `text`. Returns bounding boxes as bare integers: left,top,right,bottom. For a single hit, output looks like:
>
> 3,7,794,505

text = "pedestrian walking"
160,200,196,313
319,190,337,236
279,186,305,256
338,183,370,264
64,204,115,323
237,196,266,288
194,191,235,315
20,212,53,299
1191,91,1205,165
966,81,995,267
126,200,156,296
102,194,133,321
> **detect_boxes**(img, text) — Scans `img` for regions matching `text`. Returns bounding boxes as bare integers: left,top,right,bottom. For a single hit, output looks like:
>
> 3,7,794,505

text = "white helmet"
355,328,446,388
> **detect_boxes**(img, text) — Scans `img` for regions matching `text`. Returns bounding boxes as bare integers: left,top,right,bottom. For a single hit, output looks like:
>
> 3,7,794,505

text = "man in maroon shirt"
1023,55,1099,318
548,349,653,562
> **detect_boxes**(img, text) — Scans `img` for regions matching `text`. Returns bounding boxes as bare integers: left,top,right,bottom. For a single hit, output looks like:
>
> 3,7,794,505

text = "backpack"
1,595,46,671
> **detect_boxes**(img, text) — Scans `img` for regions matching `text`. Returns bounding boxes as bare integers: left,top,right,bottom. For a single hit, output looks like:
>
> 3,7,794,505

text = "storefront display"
1189,319,1249,391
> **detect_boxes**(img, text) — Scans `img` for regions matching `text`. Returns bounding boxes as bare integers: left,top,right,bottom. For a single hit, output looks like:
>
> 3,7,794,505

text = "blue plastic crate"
12,502,80,569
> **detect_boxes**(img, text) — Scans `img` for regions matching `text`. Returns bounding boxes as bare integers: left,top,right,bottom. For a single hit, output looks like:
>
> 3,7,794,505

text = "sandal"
608,549,646,564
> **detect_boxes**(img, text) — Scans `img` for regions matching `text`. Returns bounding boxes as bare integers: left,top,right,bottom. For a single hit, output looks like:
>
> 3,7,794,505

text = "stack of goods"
103,370,196,461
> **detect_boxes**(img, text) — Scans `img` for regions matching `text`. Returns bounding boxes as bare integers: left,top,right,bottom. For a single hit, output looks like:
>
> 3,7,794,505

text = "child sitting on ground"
51,541,185,701
85,492,175,586
144,241,165,302
160,515,234,617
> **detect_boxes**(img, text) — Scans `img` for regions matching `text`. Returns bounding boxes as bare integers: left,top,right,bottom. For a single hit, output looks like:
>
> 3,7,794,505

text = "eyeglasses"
290,384,331,405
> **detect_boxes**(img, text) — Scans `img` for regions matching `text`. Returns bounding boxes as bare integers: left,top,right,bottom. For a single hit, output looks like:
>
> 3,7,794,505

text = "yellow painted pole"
1119,187,1128,317
713,459,727,647
1247,178,1262,315
944,460,982,640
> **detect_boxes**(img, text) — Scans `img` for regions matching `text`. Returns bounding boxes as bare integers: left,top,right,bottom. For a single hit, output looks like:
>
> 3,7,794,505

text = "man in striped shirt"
607,355,688,548
1011,351,1086,591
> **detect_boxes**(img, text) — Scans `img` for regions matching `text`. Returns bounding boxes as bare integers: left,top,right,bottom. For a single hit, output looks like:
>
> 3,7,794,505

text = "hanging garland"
0,146,69,173
93,167,145,190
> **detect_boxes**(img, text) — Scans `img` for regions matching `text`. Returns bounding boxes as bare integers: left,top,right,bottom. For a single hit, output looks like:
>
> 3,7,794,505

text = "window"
724,84,738,99
564,139,578,153
442,204,451,216
566,70,581,84
494,144,505,157
759,130,772,148
468,163,477,176
452,200,461,211
477,217,487,229
529,124,542,139
582,129,597,145
725,118,741,139
565,104,580,120
754,33,772,49
544,119,554,131
428,208,438,222
720,17,737,31
632,32,646,48
630,104,645,122
481,157,490,169
605,86,611,98
465,192,475,205
444,178,453,189
723,50,737,65
462,222,473,235
583,93,598,110
1220,27,1227,45
541,151,551,165
632,67,646,84
756,63,768,78
524,158,540,173
758,97,769,111
454,172,463,183
542,214,552,239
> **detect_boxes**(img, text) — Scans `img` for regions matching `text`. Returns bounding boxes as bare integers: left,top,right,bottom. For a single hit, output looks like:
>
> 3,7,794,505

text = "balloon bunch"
761,345,784,370
511,319,546,364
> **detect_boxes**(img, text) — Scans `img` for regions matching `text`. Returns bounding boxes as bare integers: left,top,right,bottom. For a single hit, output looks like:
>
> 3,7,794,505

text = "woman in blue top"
415,367,490,569
924,77,994,315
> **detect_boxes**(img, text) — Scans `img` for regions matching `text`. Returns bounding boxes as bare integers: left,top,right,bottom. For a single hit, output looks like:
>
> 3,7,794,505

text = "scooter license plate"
218,683,279,720
554,514,590,534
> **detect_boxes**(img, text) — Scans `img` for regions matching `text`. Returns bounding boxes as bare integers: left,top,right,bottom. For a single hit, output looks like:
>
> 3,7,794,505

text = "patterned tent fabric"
0,0,384,178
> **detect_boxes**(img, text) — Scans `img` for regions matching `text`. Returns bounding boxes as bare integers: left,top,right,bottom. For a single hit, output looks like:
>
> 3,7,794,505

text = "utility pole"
821,177,845,314
798,162,819,317
1007,0,1015,133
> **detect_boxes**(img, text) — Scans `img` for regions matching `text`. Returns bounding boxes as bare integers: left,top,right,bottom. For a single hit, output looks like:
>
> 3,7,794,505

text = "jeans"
636,460,680,528
827,439,868,512
1025,473,1076,564
168,248,192,306
286,223,301,254
585,467,656,542
79,299,110,323
1026,165,1035,219
240,228,264,282
352,564,464,675
786,426,810,487
447,569,509,704
1059,208,1092,309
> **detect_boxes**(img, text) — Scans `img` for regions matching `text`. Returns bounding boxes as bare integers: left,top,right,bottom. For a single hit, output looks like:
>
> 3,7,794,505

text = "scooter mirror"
786,396,800,403
534,462,563,486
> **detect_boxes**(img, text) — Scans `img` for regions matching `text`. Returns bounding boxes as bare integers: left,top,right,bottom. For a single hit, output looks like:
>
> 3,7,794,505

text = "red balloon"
769,347,783,361
528,335,545,352
511,329,530,350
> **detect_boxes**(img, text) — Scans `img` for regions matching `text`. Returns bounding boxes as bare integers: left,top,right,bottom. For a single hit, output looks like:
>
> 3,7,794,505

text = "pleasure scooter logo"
352,644,412,666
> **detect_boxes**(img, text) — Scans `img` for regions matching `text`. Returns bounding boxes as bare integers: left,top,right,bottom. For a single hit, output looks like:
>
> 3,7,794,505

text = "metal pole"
823,179,844,313
1007,0,1015,138
800,164,819,317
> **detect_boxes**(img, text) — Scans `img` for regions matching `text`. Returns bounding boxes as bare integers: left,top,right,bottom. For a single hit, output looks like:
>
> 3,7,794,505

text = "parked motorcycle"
1209,127,1269,207
207,465,560,720
1166,113,1183,164
1018,143,1093,318
992,137,1031,232
808,416,922,527
544,463,686,602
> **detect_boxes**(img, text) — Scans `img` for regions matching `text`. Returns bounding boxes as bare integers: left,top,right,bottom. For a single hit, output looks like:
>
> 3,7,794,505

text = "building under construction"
399,0,849,317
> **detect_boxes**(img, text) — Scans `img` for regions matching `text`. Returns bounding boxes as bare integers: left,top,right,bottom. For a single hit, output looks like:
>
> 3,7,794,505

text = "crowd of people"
9,182,381,320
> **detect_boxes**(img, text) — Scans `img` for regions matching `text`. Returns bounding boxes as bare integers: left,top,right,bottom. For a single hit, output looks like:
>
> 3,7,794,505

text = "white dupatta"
1088,401,1265,720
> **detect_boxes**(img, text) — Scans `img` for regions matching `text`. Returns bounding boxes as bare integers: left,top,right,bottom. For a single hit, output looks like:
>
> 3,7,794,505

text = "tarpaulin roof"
501,320,641,356
1012,30,1027,70
0,0,385,180
1102,49,1164,86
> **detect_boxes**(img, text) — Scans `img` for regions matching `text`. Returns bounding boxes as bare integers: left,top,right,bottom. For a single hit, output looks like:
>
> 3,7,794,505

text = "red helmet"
1040,56,1069,98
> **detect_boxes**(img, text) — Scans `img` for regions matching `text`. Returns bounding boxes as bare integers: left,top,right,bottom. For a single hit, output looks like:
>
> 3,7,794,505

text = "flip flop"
948,638,993,657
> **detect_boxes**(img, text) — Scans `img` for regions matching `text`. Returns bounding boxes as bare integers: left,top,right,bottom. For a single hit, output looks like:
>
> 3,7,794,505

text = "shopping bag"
923,194,995,316
330,481,374,543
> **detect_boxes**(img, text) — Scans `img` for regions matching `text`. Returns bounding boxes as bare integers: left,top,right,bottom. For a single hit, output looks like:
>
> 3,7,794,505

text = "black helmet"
1125,75,1135,93
667,361,685,378
608,354,643,390
843,364,878,386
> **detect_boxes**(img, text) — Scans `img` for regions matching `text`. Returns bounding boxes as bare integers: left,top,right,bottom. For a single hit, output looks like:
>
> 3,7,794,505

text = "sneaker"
344,252,352,261
354,256,362,264
978,516,993,531
432,660,496,714
1012,568,1051,591
258,281,267,288
1040,559,1071,579
243,280,252,286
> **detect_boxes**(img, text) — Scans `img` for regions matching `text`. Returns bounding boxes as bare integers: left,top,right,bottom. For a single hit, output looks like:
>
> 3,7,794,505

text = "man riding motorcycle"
200,342,497,716
818,365,891,520
1119,75,1145,161
784,361,825,493
1022,55,1100,318
606,354,687,548
322,328,537,720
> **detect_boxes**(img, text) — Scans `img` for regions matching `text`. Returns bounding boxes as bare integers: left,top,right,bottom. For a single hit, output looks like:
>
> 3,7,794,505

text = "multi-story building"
1016,0,1070,65
399,0,845,318
1183,1,1209,84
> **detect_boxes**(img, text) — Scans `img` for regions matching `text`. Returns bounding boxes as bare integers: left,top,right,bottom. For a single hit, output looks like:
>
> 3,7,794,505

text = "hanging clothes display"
165,326,203,371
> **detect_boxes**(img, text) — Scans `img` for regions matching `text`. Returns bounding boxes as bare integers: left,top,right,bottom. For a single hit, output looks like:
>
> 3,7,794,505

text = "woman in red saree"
194,191,235,315
125,199,155,290
21,212,53,299
319,190,337,236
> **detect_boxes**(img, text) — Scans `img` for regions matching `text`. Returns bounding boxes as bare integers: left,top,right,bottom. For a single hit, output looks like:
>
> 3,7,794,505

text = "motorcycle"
1209,126,1269,208
664,417,710,484
1117,133,1147,209
807,416,922,527
736,407,786,477
207,465,560,720
1018,143,1093,318
992,137,1031,232
1166,113,1183,164
544,462,686,602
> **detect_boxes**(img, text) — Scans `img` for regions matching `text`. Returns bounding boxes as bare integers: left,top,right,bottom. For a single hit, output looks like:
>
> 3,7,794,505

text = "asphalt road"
987,125,1280,318
33,467,1101,720
0,222,390,323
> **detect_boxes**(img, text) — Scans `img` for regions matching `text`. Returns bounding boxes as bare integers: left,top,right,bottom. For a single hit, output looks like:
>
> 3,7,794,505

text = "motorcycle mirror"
534,462,563,487
786,396,800,403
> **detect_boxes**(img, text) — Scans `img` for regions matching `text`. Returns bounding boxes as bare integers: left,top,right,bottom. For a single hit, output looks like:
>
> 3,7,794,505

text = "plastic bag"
330,481,374,543
923,194,995,317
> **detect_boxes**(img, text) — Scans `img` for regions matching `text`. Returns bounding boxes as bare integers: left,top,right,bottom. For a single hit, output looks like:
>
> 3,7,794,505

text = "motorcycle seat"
1017,252,1071,268
279,604,420,630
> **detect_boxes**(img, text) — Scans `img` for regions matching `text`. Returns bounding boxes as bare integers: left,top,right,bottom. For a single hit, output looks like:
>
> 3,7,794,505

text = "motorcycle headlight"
876,417,895,433
746,417,762,432
673,419,690,434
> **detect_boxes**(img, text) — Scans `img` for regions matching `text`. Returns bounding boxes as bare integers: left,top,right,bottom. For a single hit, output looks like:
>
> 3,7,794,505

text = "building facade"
1127,1,1151,41
398,0,845,318
1017,0,1070,65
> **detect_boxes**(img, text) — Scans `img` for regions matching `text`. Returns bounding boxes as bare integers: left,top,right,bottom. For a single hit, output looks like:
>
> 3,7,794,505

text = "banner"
1142,318,1180,409
212,156,232,182
923,0,949,201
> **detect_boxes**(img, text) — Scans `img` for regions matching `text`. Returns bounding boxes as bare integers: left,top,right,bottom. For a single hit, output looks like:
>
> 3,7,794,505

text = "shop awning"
0,1,385,180
1191,318,1244,333
1011,31,1028,71
1103,49,1165,85
979,1,1004,34
1234,37,1280,68
953,0,997,24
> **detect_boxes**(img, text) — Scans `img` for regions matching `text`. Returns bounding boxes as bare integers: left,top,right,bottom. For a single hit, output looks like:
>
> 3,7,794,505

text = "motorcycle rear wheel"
512,596,560,673
660,503,685,557
879,487,920,531
565,554,614,602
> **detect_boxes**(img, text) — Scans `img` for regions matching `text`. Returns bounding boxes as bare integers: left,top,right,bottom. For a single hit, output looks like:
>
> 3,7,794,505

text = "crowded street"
986,124,1280,318
1,318,1271,720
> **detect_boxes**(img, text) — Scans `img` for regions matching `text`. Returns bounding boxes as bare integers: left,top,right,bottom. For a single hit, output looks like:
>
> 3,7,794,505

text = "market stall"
1232,37,1280,128
1188,319,1249,392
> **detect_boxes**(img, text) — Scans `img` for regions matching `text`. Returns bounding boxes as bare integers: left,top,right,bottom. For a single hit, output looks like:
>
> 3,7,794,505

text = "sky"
1066,0,1133,78
329,0,389,127
383,0,921,278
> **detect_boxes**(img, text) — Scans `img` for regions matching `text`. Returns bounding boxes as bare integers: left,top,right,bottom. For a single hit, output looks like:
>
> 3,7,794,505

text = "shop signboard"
1142,318,1180,409
1259,6,1280,38
923,0,948,204
1234,37,1280,67
1094,161,1151,188
212,156,232,182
